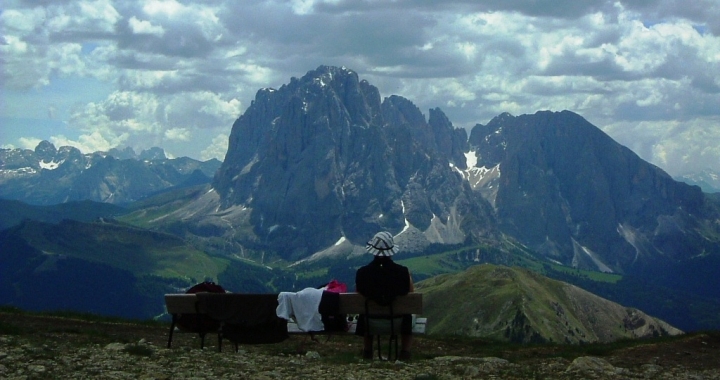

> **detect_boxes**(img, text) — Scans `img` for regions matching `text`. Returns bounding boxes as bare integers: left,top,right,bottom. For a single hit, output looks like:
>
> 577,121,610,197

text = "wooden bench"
164,293,218,349
164,292,425,350
286,292,426,334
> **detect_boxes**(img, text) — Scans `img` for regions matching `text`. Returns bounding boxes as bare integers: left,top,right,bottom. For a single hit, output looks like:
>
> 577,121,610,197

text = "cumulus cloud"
50,131,126,153
18,137,43,150
604,118,720,175
128,16,165,36
1,0,719,176
64,89,240,155
164,127,190,141
200,133,229,161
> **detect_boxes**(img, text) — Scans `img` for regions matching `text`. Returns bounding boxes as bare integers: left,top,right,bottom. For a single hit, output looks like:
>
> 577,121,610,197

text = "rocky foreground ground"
1,311,720,379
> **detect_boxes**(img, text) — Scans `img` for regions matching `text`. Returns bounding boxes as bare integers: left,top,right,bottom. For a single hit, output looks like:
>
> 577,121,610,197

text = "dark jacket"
355,256,413,335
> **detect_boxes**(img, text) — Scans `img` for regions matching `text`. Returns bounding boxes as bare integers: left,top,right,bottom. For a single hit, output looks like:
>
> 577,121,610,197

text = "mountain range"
123,66,720,274
0,142,220,205
1,65,720,336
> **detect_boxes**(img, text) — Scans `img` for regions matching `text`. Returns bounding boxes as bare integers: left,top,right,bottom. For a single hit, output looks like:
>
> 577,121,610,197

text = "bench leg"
376,335,381,360
392,335,399,361
200,332,206,349
167,314,177,348
374,334,399,361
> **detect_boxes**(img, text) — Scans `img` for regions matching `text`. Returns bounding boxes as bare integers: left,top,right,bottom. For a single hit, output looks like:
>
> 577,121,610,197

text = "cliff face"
467,111,713,274
213,66,494,260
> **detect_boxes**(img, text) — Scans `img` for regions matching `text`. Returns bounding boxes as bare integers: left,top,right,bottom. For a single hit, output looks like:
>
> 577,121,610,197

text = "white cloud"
1,0,720,175
18,137,43,151
290,0,342,15
143,0,184,17
57,88,240,159
46,0,120,34
50,131,127,154
128,16,165,36
1,8,45,32
164,128,190,141
200,133,229,161
603,118,720,175
163,91,241,129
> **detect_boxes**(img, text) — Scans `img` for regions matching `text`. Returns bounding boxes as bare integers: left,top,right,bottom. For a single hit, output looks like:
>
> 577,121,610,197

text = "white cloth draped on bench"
276,287,324,332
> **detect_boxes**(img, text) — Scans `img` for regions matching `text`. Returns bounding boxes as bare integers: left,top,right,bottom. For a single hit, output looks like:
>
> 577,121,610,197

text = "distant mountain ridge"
0,142,221,205
0,198,126,231
677,169,720,193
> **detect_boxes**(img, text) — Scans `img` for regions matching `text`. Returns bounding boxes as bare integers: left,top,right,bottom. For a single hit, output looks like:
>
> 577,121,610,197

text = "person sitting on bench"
355,231,414,361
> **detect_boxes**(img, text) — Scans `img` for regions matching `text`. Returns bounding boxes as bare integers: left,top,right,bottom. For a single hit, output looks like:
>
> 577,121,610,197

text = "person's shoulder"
356,262,373,273
388,260,409,271
388,261,410,273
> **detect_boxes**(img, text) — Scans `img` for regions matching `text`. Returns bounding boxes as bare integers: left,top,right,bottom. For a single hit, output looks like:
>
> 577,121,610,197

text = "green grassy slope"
0,199,127,230
415,264,680,344
0,218,283,319
10,219,227,282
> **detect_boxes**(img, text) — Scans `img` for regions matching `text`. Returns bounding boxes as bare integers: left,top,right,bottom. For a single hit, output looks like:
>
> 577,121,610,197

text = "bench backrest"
165,292,423,315
165,294,200,314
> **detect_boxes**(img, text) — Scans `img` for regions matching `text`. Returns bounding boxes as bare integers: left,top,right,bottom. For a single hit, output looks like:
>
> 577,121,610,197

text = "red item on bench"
324,279,348,293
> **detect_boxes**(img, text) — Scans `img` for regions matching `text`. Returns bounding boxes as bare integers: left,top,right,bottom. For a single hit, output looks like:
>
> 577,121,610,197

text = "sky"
1,0,719,177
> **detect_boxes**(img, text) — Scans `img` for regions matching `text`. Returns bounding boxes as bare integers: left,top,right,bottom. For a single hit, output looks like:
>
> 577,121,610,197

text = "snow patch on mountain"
458,163,502,208
39,160,63,170
465,150,478,168
572,238,614,273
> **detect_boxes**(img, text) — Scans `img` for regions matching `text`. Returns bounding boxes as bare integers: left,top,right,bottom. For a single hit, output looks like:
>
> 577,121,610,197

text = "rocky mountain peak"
138,147,167,160
34,140,57,161
212,66,496,260
428,107,468,169
107,146,138,160
467,110,709,273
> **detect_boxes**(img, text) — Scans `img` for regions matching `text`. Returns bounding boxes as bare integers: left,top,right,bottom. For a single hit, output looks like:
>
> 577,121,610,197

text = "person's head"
366,231,398,257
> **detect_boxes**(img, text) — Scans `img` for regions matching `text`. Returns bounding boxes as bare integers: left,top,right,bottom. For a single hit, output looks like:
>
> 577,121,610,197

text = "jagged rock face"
428,108,469,170
468,111,711,273
0,142,220,205
213,66,494,260
138,147,167,161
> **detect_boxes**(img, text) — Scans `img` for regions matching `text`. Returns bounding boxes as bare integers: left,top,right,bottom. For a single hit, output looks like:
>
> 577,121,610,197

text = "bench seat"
287,317,427,334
